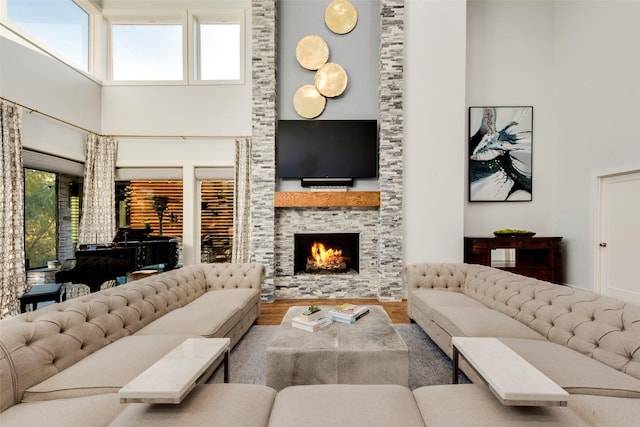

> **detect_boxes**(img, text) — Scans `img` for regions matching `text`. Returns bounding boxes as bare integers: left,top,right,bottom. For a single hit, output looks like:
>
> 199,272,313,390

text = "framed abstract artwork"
468,106,533,202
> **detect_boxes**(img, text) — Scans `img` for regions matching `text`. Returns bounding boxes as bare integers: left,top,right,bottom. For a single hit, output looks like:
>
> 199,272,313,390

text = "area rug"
208,323,469,388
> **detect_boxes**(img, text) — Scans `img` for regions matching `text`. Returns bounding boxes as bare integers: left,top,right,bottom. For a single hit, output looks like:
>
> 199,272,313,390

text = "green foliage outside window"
24,169,57,268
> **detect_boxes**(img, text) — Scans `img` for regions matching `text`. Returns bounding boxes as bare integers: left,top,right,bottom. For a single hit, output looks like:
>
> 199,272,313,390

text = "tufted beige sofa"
0,262,265,426
405,262,640,425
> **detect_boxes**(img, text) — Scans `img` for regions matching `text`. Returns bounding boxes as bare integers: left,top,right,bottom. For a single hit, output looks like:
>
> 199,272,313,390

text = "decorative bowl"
493,231,536,237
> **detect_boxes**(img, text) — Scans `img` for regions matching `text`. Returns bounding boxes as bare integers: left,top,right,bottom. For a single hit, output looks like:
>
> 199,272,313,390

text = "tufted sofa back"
405,263,640,381
0,262,265,412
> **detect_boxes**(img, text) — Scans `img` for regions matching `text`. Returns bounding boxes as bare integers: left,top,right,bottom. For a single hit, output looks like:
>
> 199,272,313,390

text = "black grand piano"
56,228,179,293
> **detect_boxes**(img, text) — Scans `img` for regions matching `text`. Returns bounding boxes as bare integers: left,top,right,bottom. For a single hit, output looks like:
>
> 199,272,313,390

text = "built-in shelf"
274,191,380,208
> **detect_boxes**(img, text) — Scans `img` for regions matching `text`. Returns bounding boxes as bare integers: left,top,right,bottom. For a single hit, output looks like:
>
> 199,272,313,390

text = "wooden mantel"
274,191,380,208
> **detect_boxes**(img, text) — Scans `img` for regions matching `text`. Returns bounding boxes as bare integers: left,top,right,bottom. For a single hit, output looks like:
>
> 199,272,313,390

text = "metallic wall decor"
325,0,358,35
293,85,327,119
291,0,358,118
314,62,348,98
296,35,330,70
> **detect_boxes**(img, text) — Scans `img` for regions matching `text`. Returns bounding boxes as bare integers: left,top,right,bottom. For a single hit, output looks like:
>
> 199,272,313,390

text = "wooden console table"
464,236,563,284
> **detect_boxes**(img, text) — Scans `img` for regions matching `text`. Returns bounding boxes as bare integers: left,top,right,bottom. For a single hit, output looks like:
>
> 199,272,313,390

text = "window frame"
188,9,245,85
104,11,188,85
0,0,99,75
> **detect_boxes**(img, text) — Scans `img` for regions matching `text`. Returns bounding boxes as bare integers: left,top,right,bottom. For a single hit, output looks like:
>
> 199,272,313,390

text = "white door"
597,170,640,305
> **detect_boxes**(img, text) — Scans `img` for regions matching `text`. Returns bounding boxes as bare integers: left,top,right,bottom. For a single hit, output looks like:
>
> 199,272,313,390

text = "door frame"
592,163,640,297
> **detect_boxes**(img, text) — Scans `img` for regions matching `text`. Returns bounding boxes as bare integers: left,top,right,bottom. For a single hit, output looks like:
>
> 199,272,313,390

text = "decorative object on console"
469,106,533,202
493,228,536,237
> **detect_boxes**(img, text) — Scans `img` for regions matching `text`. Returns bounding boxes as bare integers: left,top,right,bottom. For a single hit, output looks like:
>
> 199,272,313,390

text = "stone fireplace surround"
275,208,379,298
251,0,404,302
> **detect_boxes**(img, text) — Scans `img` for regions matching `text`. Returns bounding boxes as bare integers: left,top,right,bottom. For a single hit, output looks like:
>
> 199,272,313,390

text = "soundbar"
301,178,354,187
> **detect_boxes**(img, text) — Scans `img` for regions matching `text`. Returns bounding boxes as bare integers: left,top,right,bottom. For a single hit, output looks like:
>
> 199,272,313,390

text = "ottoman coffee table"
266,305,408,391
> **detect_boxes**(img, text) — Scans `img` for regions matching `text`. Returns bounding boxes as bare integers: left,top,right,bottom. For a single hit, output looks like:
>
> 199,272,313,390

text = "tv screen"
276,120,378,179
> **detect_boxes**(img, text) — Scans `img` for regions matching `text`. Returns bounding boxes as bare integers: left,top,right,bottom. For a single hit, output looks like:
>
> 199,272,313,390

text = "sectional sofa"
405,262,640,426
0,262,265,426
3,261,639,426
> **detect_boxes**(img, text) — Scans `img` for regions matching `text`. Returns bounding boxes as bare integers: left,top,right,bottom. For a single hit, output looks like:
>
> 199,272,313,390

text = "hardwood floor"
256,298,410,325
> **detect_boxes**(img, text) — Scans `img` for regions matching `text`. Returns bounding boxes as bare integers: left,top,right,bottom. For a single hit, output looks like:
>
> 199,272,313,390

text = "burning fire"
310,242,342,267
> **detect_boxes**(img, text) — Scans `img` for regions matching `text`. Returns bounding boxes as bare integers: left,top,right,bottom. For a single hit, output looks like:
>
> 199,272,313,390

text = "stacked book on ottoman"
291,305,332,332
329,303,369,324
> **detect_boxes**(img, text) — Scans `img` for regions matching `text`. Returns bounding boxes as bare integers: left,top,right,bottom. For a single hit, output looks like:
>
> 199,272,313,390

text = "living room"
1,2,640,425
2,0,639,305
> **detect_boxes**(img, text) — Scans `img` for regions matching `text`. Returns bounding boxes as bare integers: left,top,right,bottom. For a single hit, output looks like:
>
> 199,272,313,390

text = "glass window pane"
117,180,183,237
6,0,89,71
201,180,234,263
199,23,240,80
24,169,57,268
112,24,183,80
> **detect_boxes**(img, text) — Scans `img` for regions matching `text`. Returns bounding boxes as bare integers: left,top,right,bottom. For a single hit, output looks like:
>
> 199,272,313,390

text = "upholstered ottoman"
266,305,408,391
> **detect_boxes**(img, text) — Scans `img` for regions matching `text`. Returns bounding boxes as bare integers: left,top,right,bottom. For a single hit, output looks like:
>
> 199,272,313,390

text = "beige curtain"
79,134,118,244
0,101,27,318
232,137,252,263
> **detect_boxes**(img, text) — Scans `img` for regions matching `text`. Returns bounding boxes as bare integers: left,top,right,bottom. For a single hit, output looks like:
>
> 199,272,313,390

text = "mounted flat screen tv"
277,120,378,185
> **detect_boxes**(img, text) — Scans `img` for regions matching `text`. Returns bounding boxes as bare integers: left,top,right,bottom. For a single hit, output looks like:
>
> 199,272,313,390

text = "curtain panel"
79,134,118,244
0,101,26,318
232,137,252,263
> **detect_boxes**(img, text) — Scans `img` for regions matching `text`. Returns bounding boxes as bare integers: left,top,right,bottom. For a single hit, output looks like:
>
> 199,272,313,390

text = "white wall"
553,0,640,288
0,36,100,162
403,0,467,265
465,0,556,237
464,0,640,289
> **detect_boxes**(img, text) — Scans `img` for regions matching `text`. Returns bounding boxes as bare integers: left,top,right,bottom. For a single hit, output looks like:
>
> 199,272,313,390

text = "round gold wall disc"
293,85,327,119
295,35,329,70
314,62,348,98
325,0,358,35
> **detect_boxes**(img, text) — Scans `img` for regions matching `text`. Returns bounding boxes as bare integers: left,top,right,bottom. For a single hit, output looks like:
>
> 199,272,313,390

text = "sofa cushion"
501,338,640,398
134,288,259,337
0,393,123,427
110,384,277,427
568,393,640,427
413,384,589,426
432,306,546,341
268,385,426,427
411,289,488,314
22,335,197,402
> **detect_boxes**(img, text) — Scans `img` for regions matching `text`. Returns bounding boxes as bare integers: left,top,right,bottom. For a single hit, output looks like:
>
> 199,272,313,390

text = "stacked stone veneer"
274,208,380,298
252,0,404,301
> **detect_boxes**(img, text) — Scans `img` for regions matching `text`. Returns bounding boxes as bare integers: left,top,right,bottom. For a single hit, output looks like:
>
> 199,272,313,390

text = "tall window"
5,0,90,71
193,11,242,82
116,180,183,236
24,169,57,268
111,23,184,81
200,179,234,263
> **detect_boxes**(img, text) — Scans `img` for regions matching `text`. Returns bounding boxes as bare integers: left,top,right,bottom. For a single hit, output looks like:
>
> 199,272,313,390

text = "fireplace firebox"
294,233,359,274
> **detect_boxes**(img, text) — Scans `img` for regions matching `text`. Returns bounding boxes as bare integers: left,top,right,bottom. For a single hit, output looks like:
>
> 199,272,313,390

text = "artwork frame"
468,106,533,202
